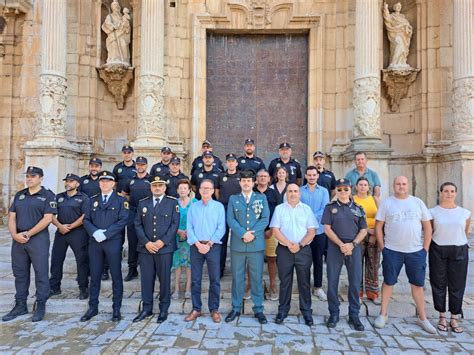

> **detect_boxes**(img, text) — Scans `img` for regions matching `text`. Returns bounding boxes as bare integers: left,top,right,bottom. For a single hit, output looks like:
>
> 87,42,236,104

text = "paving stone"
274,335,315,353
216,324,261,340
394,335,422,349
313,333,351,351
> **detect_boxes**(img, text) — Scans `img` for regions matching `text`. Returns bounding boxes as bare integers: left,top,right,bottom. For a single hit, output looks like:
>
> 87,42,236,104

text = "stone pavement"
0,226,473,354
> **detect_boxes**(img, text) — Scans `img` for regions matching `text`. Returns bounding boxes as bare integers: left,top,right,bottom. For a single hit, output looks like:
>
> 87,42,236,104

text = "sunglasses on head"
336,187,350,192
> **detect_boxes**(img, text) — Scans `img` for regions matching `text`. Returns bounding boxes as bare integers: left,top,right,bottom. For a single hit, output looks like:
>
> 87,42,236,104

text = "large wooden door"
206,33,308,168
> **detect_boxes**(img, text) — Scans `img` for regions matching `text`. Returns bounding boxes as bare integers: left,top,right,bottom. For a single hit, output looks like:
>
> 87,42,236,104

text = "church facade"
0,0,473,223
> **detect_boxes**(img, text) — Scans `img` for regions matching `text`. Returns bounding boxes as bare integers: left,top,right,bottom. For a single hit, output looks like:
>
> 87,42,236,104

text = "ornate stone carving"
101,0,131,65
37,74,67,137
137,74,165,137
248,0,271,27
383,2,413,70
452,77,474,141
97,63,134,109
382,68,420,112
353,77,381,138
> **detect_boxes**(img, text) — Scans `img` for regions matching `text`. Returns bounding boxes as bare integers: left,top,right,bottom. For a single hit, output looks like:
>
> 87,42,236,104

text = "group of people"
2,140,470,335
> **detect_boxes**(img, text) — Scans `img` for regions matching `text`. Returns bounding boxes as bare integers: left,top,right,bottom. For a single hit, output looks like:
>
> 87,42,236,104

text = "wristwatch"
351,241,358,248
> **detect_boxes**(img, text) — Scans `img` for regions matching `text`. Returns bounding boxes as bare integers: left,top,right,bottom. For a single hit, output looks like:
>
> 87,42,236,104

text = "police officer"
113,145,137,194
190,140,223,175
121,156,152,281
225,170,270,324
49,173,90,300
2,166,56,322
321,178,367,331
237,138,266,173
313,151,336,198
150,146,173,176
215,153,241,278
79,157,102,198
191,151,220,200
81,171,129,322
161,157,188,198
133,176,180,323
268,143,302,185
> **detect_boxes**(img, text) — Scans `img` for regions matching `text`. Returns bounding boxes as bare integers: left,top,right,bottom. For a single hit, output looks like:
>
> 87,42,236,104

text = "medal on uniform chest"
252,200,263,219
198,163,203,168
118,168,123,173
58,197,64,203
93,201,99,208
276,163,281,168
19,194,25,200
223,177,228,182
157,167,161,172
130,180,135,185
331,208,338,214
83,179,89,184
142,207,147,214
198,173,203,178
241,159,246,164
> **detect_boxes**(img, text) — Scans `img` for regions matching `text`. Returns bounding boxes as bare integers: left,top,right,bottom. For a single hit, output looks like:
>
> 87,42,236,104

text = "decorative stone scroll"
137,74,165,137
452,78,474,139
37,74,67,138
353,76,381,137
382,68,420,112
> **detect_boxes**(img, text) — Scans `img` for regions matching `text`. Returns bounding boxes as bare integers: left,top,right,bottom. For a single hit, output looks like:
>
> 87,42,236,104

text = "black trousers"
276,244,312,317
126,211,139,269
310,233,327,288
89,238,123,310
50,229,89,291
139,251,173,313
429,242,469,314
12,232,50,303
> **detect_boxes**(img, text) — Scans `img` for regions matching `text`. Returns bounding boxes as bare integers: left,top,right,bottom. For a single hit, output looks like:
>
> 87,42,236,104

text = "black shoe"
275,313,286,325
101,271,109,281
2,301,28,322
133,310,152,323
326,314,339,328
78,288,89,300
348,315,365,331
225,311,240,323
32,301,46,322
254,312,267,324
157,312,168,324
304,315,314,327
48,289,61,298
80,307,98,322
112,309,121,322
124,268,138,282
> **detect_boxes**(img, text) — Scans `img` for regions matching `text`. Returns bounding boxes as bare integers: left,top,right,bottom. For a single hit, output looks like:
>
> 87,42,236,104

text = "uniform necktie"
103,195,108,204
154,198,160,208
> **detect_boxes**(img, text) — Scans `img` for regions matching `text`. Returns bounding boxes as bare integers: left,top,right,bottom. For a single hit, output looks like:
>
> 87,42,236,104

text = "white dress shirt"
270,201,318,244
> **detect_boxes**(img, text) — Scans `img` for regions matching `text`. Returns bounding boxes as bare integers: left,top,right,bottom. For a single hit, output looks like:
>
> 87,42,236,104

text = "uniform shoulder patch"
176,205,180,213
50,201,57,209
91,193,100,199
124,201,129,209
139,196,151,201
165,195,177,200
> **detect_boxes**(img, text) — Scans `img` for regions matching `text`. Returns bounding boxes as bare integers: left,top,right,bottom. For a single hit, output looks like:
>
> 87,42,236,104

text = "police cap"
122,145,134,153
202,150,213,158
89,157,103,165
244,138,255,145
279,142,291,149
136,156,148,164
226,153,237,161
161,146,172,154
98,171,116,181
335,178,352,187
170,157,181,164
24,166,44,177
149,176,168,185
313,151,325,159
62,173,81,182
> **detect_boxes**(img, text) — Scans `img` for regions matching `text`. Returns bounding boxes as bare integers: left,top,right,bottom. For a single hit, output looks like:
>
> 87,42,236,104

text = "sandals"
450,316,464,333
437,315,448,332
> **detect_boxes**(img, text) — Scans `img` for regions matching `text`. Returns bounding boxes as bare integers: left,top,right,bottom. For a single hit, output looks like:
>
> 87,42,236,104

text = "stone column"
133,0,167,151
452,0,474,145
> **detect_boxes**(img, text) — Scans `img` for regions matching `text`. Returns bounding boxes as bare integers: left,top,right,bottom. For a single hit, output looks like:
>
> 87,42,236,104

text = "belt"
199,240,211,245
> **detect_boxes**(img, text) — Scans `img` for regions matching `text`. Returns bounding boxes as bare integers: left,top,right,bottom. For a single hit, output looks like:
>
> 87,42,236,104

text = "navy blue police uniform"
191,152,220,200
216,153,242,277
83,171,129,318
122,166,152,277
79,158,102,198
237,155,266,173
113,145,137,194
7,166,57,319
268,143,302,185
191,155,223,176
162,172,188,198
134,177,180,322
150,146,173,176
50,174,90,297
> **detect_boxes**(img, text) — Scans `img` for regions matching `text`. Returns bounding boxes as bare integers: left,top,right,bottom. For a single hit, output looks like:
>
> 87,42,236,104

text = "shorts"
382,247,427,287
265,235,278,257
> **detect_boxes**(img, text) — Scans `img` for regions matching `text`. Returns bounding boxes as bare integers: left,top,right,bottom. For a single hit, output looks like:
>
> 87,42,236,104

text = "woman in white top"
429,182,471,333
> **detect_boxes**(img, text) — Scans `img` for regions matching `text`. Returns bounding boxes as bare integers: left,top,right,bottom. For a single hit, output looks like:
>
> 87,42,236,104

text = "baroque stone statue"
383,2,412,69
101,0,131,65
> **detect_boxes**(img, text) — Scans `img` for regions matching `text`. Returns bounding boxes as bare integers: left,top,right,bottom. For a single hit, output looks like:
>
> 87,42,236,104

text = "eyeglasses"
336,188,350,192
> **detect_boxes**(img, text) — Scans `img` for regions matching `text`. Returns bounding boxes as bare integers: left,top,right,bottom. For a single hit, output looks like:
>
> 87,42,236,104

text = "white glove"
93,229,107,243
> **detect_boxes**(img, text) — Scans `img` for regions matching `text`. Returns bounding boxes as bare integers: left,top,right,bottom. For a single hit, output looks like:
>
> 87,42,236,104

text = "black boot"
2,301,28,322
32,301,46,322
79,288,89,300
124,267,138,282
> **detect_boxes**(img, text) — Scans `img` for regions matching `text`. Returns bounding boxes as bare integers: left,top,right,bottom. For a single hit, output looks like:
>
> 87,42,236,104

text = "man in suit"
81,171,129,322
132,176,180,323
225,170,270,324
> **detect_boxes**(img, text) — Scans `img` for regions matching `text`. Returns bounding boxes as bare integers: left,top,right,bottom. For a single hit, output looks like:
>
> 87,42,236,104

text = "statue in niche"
383,2,413,69
101,0,131,65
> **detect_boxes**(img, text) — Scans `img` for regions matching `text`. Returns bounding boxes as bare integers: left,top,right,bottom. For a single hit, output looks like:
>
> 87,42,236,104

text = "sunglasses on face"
336,187,350,192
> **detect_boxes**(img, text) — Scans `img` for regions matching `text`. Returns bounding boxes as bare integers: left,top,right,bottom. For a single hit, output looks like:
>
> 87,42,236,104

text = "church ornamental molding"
138,74,165,138
353,77,381,138
37,74,67,138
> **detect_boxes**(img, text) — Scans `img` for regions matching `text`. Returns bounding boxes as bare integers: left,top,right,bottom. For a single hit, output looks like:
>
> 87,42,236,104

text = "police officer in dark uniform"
215,153,241,278
150,146,173,176
49,173,90,300
161,156,188,198
268,143,302,185
79,157,102,198
113,145,137,194
3,166,57,322
321,178,367,331
81,171,129,322
190,140,223,175
133,176,180,323
237,138,266,173
191,151,220,200
121,156,152,281
313,151,336,198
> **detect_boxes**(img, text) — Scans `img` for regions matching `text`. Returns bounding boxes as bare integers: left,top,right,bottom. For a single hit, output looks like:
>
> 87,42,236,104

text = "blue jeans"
190,244,221,312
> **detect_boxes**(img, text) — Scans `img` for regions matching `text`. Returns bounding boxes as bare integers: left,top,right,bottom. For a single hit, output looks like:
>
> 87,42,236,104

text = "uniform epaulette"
165,195,177,200
91,193,100,199
294,158,300,163
139,196,151,201
353,201,363,209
